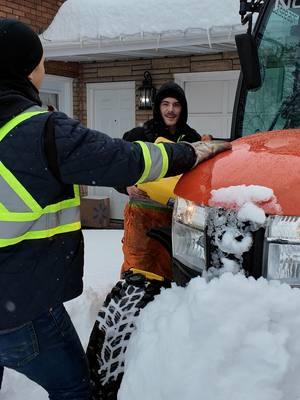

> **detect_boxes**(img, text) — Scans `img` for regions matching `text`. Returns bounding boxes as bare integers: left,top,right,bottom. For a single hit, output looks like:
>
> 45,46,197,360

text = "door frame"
86,81,136,130
174,70,240,88
41,74,73,117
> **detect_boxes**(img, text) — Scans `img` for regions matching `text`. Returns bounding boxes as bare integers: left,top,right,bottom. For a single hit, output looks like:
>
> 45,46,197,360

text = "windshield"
236,1,300,136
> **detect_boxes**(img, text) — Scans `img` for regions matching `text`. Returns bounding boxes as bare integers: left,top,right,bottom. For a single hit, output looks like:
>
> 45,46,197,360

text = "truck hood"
175,130,300,216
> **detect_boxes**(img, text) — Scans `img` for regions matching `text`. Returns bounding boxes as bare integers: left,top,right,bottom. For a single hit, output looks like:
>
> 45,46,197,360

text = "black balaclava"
0,19,43,125
153,81,188,128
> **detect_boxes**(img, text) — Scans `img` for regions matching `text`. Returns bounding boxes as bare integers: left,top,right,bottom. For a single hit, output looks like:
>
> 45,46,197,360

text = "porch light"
138,71,156,110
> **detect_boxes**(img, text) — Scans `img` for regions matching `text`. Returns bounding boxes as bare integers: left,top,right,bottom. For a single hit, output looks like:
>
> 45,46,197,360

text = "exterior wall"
0,0,65,32
0,1,80,117
0,1,85,195
79,52,241,127
0,1,241,129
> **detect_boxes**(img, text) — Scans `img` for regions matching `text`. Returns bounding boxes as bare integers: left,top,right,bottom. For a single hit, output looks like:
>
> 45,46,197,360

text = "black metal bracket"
239,0,265,32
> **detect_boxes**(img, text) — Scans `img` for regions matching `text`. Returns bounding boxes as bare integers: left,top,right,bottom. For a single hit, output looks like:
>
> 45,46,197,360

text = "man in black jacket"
0,19,230,399
121,81,206,279
123,81,201,143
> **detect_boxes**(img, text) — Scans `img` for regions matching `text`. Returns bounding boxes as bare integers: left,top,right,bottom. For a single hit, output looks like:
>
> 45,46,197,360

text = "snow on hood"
42,0,241,42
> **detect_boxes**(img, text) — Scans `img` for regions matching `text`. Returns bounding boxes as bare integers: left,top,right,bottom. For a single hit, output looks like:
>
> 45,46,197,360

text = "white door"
87,82,135,220
175,71,240,139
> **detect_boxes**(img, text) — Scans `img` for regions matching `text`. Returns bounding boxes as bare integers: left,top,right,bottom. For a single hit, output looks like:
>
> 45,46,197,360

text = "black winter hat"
153,81,188,127
0,19,43,78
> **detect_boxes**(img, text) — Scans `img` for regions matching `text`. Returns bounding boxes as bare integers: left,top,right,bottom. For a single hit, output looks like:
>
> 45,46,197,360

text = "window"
40,74,73,116
238,3,300,136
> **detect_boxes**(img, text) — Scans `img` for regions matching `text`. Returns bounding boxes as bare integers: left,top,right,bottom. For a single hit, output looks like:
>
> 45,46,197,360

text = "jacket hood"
153,81,188,128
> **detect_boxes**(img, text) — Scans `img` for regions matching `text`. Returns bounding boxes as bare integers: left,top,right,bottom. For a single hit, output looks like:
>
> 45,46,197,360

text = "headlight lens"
172,198,208,273
264,216,300,286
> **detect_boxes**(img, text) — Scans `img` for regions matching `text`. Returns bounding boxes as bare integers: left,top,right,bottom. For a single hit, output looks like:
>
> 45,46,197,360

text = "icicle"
156,33,161,52
207,27,212,49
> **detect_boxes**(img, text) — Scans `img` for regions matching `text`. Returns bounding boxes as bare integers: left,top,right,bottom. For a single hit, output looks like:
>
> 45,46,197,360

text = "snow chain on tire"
86,269,171,400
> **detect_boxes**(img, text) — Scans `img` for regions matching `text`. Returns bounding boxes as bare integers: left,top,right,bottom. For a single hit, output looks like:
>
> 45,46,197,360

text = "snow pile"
209,184,282,217
119,273,300,400
42,0,241,42
2,228,300,400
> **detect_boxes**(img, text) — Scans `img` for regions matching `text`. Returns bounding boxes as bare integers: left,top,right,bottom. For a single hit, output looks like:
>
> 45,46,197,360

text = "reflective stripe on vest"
0,110,81,247
135,141,169,184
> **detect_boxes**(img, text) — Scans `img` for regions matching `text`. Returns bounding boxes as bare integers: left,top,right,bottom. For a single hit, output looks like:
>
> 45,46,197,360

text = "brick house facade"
0,0,63,30
0,1,240,127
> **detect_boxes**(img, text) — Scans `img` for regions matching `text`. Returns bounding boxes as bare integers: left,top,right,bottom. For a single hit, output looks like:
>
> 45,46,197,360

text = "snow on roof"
43,0,241,41
41,0,245,61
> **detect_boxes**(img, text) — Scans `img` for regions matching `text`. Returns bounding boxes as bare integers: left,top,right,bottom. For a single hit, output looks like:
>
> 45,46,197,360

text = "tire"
86,270,170,400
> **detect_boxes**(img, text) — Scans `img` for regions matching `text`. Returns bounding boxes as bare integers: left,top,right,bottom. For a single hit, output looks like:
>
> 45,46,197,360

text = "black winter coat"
123,118,200,144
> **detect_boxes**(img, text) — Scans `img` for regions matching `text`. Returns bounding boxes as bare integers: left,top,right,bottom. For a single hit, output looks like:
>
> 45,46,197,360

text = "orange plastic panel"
175,130,300,216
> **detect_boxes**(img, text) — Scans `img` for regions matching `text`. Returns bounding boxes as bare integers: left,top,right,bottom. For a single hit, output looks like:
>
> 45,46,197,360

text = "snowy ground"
1,229,124,400
3,228,300,400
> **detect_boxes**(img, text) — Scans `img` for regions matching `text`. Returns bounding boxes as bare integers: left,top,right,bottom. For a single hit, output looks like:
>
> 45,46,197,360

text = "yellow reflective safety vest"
0,110,81,248
137,136,181,206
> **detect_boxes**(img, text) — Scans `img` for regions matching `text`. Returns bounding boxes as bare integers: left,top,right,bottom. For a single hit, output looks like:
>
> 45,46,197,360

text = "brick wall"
0,0,81,116
0,1,76,79
0,0,65,32
79,52,240,127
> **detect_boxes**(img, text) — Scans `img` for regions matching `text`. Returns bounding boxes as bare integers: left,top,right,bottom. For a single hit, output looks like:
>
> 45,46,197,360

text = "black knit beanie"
0,19,43,78
153,81,188,127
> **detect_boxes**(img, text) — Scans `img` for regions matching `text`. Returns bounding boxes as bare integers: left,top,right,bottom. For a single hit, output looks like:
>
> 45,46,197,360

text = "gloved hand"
185,140,232,167
127,185,150,199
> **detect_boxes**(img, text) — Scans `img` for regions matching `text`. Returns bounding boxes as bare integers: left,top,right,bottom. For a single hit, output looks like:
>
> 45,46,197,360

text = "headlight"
263,216,300,286
172,197,208,273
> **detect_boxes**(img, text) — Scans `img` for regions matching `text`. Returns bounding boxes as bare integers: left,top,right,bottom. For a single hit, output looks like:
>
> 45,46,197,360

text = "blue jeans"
0,304,91,399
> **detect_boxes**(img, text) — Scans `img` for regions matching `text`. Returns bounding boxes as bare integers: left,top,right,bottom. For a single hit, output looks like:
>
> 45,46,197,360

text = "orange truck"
171,0,300,285
87,2,300,395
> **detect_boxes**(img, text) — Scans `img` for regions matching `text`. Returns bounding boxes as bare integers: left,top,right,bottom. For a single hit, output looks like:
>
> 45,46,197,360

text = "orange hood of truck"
175,130,300,216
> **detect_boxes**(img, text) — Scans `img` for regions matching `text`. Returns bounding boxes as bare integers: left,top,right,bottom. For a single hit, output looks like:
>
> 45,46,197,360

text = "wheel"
86,270,170,400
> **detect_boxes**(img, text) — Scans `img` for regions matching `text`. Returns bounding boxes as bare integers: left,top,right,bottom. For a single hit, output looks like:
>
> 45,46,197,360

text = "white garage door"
175,71,240,139
86,81,135,220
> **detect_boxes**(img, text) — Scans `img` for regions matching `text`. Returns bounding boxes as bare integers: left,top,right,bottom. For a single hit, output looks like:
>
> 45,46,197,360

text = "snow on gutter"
41,0,245,60
41,25,245,60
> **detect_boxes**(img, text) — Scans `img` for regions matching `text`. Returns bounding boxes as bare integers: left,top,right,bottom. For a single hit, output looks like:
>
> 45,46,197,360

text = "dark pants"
0,304,91,399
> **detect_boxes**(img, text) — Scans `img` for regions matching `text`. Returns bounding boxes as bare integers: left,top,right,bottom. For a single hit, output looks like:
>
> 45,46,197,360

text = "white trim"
87,81,135,129
174,70,240,139
42,25,245,62
87,81,135,91
41,74,73,117
174,70,240,88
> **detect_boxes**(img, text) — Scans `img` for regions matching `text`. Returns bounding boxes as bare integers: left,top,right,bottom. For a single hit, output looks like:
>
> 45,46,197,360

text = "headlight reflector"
267,216,300,241
266,243,300,283
172,198,207,273
264,216,300,286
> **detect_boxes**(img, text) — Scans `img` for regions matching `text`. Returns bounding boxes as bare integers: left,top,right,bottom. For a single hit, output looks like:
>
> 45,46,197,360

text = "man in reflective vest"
0,19,231,399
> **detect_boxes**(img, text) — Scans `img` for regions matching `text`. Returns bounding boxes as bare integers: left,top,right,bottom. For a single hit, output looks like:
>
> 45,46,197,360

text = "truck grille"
206,207,265,279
